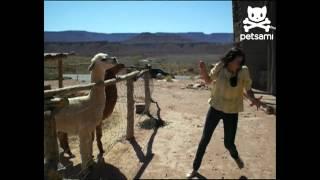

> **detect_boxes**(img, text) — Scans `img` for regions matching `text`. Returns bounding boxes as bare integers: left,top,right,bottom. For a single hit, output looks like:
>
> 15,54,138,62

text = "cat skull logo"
243,6,271,32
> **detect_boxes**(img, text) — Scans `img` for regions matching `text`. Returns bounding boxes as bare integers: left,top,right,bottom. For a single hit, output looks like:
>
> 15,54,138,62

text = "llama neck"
89,68,106,104
105,72,117,99
91,67,105,83
103,72,118,119
105,72,117,92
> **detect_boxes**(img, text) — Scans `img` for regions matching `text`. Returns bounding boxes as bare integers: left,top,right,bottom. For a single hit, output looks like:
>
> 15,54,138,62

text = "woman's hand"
199,60,212,84
249,96,263,110
199,60,206,73
199,60,207,77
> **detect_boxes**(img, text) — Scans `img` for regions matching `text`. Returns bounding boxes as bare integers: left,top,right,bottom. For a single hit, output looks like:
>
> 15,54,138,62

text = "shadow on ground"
59,153,127,180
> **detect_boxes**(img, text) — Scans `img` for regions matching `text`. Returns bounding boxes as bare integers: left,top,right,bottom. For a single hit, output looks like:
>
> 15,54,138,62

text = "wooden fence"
44,65,152,180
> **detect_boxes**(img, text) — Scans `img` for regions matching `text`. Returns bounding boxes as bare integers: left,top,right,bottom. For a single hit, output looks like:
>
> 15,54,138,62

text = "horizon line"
44,30,234,34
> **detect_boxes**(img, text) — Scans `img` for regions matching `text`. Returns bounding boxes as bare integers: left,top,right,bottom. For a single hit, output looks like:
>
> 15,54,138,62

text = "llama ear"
88,62,95,71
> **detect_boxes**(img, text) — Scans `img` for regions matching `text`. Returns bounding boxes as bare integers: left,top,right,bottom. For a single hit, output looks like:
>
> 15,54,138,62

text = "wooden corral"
44,67,152,180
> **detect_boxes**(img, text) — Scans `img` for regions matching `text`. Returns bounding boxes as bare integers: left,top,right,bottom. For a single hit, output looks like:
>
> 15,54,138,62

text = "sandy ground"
45,79,276,179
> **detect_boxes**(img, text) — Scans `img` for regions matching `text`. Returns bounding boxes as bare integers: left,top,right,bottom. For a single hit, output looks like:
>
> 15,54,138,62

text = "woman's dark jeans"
193,106,239,171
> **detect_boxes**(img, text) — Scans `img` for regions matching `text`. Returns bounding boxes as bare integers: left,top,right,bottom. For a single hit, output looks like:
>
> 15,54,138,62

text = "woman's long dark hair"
220,47,246,87
221,47,246,67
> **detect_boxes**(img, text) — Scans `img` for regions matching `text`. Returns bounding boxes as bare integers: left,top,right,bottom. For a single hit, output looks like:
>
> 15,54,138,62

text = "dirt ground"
45,78,276,179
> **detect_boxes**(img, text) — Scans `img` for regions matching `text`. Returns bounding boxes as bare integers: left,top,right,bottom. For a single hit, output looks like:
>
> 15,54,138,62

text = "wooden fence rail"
44,69,149,98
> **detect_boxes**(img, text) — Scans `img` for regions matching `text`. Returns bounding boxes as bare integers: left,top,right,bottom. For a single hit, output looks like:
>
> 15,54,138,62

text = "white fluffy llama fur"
54,53,118,169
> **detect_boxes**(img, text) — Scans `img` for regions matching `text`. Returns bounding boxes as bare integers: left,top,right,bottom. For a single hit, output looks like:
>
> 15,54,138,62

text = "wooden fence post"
44,84,62,180
144,69,151,114
126,70,134,140
58,58,63,88
44,109,61,180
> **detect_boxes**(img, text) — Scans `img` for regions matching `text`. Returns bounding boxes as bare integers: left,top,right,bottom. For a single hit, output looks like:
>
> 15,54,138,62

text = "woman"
186,47,262,178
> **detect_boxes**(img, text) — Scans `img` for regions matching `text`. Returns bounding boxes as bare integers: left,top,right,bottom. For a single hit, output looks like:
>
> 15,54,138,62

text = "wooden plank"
44,97,69,111
44,52,75,61
44,69,149,98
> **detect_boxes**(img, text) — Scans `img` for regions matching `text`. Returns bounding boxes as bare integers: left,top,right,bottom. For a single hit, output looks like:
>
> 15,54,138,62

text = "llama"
95,63,125,154
58,63,125,156
54,53,118,169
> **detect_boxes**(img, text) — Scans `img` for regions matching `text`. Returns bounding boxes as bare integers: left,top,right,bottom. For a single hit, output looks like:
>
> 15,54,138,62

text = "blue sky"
44,1,233,34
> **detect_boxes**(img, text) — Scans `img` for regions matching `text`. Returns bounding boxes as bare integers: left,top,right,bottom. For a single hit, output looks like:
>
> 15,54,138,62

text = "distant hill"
179,32,234,43
44,41,233,57
123,32,194,44
44,31,139,42
44,31,233,44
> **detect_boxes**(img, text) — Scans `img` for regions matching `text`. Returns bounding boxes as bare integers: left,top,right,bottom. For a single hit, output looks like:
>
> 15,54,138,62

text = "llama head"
88,53,119,71
104,63,125,79
107,63,125,74
247,6,267,23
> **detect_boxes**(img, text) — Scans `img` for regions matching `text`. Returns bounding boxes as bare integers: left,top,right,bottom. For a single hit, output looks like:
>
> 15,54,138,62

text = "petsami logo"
240,6,275,41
